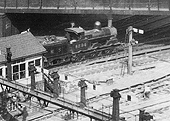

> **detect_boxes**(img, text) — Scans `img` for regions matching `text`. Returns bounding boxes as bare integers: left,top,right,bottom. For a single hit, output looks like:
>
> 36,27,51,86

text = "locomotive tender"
38,21,120,68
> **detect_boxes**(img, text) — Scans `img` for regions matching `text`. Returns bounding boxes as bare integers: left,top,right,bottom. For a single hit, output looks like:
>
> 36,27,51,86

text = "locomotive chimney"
94,21,101,30
71,22,75,28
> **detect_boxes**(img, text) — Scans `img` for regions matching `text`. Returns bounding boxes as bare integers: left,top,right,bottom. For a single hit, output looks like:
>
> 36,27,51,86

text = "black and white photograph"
0,0,170,121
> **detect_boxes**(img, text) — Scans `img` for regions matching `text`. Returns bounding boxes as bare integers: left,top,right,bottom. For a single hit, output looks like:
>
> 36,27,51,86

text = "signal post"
127,26,133,75
127,26,144,75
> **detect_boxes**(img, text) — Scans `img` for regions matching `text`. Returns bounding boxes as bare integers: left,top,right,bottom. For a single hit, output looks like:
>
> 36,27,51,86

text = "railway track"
46,15,170,72
55,43,170,120
34,43,170,121
45,26,170,120
43,72,170,121
84,47,170,103
9,43,170,121
57,44,170,81
30,16,170,121
87,73,170,103
85,74,170,120
54,37,170,73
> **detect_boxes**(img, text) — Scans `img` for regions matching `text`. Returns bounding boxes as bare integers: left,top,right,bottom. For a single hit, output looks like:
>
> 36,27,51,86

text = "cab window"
70,33,78,40
0,68,2,76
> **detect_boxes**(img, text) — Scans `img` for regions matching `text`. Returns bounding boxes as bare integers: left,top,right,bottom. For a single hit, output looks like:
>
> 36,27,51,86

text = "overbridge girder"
0,0,170,15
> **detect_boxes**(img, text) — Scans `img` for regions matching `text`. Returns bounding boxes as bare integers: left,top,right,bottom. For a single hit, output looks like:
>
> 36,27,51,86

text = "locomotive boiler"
39,21,120,68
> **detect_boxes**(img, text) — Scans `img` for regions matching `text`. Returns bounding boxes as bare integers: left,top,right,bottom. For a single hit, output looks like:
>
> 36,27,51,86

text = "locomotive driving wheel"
111,47,118,54
97,51,102,57
90,51,97,58
104,49,111,55
80,55,86,61
64,56,70,62
71,54,78,62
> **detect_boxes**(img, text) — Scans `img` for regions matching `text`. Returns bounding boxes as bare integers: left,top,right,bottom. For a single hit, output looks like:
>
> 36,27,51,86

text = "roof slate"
0,32,46,63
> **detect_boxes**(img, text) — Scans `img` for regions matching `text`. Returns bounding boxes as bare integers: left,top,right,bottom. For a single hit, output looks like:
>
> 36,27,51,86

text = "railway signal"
127,26,144,74
133,28,144,34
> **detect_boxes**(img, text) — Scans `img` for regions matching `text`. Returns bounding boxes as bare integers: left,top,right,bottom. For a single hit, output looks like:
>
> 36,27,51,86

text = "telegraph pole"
127,26,133,75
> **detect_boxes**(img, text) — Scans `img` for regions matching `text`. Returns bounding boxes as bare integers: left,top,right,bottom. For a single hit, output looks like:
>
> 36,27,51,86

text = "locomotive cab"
65,27,85,43
65,27,89,53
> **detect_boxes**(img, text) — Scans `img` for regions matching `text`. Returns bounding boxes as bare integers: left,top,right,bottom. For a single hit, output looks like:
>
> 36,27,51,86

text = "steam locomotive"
38,21,121,68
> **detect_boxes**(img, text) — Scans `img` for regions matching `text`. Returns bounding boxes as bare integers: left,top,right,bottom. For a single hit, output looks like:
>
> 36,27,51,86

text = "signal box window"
20,63,25,79
13,73,19,80
13,65,19,73
35,59,41,66
5,68,7,78
12,63,26,80
20,63,25,71
0,68,2,76
28,59,41,76
28,61,34,66
20,71,25,79
13,65,19,80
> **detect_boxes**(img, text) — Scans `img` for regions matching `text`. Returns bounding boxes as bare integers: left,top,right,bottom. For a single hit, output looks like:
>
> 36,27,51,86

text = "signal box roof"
65,27,84,34
0,31,46,64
